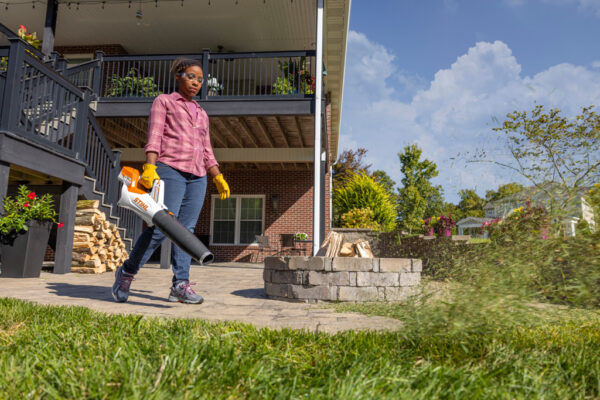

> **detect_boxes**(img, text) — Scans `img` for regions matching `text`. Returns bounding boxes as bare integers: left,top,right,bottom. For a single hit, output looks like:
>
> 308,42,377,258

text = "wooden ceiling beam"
208,122,228,148
232,117,261,148
253,117,275,148
273,116,290,148
214,117,244,148
294,116,306,148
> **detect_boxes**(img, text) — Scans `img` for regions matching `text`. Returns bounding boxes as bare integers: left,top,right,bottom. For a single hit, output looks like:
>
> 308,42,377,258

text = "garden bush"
333,172,396,231
340,207,380,230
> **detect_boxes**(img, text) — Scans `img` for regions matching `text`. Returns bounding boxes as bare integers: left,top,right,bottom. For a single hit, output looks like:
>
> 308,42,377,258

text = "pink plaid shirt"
145,91,218,177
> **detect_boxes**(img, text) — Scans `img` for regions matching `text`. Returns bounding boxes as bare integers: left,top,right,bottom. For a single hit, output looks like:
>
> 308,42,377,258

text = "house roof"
456,217,490,226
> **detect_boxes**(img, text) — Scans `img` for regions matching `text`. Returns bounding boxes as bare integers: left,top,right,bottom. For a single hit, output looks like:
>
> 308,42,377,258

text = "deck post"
53,182,79,274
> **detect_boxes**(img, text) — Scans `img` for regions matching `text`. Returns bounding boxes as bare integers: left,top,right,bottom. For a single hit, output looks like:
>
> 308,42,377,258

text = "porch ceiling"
97,115,316,150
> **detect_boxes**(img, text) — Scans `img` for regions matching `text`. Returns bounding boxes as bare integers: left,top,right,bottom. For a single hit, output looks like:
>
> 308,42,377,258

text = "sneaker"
168,281,204,304
112,266,135,303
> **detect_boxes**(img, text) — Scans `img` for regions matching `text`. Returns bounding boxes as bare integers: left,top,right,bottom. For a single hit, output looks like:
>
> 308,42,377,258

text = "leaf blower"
117,166,214,264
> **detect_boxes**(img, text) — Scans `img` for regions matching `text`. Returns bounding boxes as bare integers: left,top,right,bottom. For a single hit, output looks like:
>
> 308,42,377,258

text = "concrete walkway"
0,263,402,334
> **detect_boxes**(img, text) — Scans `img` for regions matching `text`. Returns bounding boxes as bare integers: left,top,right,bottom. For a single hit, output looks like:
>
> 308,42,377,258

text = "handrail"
65,58,100,76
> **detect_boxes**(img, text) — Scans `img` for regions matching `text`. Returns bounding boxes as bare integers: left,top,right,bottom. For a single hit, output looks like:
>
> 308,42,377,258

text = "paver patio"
0,262,402,334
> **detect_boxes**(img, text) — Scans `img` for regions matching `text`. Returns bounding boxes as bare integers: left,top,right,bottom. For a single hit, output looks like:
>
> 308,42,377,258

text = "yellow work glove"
213,174,230,200
139,163,160,189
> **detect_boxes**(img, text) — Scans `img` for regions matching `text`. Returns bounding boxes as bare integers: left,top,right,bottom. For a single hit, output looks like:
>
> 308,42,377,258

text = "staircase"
0,26,140,254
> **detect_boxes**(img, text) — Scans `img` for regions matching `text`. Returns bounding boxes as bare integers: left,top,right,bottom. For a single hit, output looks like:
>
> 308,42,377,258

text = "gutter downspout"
313,0,324,255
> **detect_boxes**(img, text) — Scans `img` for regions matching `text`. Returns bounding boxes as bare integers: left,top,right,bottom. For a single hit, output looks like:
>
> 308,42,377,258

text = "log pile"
316,232,374,258
71,200,129,274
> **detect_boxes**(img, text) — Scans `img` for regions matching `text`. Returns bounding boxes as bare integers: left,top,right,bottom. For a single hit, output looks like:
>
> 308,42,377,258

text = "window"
210,195,264,245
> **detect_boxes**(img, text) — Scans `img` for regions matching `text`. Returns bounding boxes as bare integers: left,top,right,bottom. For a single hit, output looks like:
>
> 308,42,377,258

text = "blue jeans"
122,162,207,284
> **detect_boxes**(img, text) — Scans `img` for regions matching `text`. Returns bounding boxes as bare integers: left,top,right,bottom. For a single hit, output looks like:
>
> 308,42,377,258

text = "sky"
339,0,600,203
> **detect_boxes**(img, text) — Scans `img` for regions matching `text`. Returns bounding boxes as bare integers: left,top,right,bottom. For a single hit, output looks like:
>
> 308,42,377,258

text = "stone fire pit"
264,256,422,302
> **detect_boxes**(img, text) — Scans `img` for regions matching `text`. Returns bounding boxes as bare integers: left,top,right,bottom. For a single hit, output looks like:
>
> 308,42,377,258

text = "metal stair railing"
0,36,141,245
83,112,141,243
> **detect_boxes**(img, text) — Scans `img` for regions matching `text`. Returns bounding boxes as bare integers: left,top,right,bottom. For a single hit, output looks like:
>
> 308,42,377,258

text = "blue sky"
340,0,600,203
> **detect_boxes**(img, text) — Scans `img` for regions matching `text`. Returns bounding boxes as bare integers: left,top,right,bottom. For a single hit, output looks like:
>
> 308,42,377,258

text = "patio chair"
254,235,277,262
279,234,303,256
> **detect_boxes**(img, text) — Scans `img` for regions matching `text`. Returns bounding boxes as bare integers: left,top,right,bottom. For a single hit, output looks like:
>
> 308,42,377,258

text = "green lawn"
2,297,600,399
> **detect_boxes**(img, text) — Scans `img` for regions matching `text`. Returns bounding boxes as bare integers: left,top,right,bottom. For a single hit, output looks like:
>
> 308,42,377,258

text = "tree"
372,170,396,195
397,144,440,233
485,182,524,204
424,185,445,218
333,172,397,231
457,189,485,218
332,148,371,191
486,105,600,215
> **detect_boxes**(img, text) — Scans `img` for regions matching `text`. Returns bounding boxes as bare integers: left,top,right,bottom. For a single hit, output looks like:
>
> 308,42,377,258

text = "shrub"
483,202,549,243
333,172,397,232
340,207,380,230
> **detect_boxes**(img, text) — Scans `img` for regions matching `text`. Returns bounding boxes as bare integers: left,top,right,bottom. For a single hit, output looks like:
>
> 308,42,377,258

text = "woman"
112,58,230,304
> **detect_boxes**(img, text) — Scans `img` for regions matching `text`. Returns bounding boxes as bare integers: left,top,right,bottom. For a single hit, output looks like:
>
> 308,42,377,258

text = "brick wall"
196,168,331,262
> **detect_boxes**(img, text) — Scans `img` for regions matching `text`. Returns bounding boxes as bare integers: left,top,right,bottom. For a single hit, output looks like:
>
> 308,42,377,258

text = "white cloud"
505,0,600,15
592,60,600,68
340,32,600,203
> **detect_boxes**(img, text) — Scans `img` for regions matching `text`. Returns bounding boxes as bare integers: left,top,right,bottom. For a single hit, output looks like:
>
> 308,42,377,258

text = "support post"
312,0,324,255
53,182,78,274
1,39,25,132
92,51,104,96
41,0,58,58
0,161,10,215
200,48,210,100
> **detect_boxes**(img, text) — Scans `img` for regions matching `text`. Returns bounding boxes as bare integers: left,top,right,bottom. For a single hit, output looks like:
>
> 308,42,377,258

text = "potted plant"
17,25,42,49
0,186,63,278
207,74,223,96
422,216,438,236
272,57,315,95
294,232,308,241
107,67,162,97
434,214,455,237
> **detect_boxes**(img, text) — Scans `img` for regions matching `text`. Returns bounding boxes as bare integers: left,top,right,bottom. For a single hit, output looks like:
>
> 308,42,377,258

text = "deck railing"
94,50,317,100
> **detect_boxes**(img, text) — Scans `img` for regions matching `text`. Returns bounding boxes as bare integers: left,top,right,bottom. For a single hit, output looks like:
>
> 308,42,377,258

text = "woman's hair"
170,58,203,76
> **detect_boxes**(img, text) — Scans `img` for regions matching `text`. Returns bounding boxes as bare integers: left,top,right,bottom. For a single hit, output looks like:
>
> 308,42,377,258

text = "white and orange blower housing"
117,167,214,264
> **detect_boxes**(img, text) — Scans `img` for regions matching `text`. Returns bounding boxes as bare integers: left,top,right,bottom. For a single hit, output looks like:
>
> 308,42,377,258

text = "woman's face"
176,65,203,98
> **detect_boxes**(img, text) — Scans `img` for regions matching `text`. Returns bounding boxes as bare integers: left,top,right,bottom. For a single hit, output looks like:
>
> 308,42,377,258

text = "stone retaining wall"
264,256,422,302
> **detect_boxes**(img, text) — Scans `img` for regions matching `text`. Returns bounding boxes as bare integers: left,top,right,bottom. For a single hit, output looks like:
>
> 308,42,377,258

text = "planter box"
0,221,52,278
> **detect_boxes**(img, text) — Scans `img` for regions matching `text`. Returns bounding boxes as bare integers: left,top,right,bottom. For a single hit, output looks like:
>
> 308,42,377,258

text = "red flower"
23,202,30,208
57,222,64,229
28,192,36,200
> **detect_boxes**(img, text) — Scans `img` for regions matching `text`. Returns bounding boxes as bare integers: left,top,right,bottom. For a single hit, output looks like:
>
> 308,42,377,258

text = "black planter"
0,221,52,278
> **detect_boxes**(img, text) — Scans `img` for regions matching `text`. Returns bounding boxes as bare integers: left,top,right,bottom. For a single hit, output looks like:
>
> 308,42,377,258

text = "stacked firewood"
316,232,374,258
71,200,129,274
